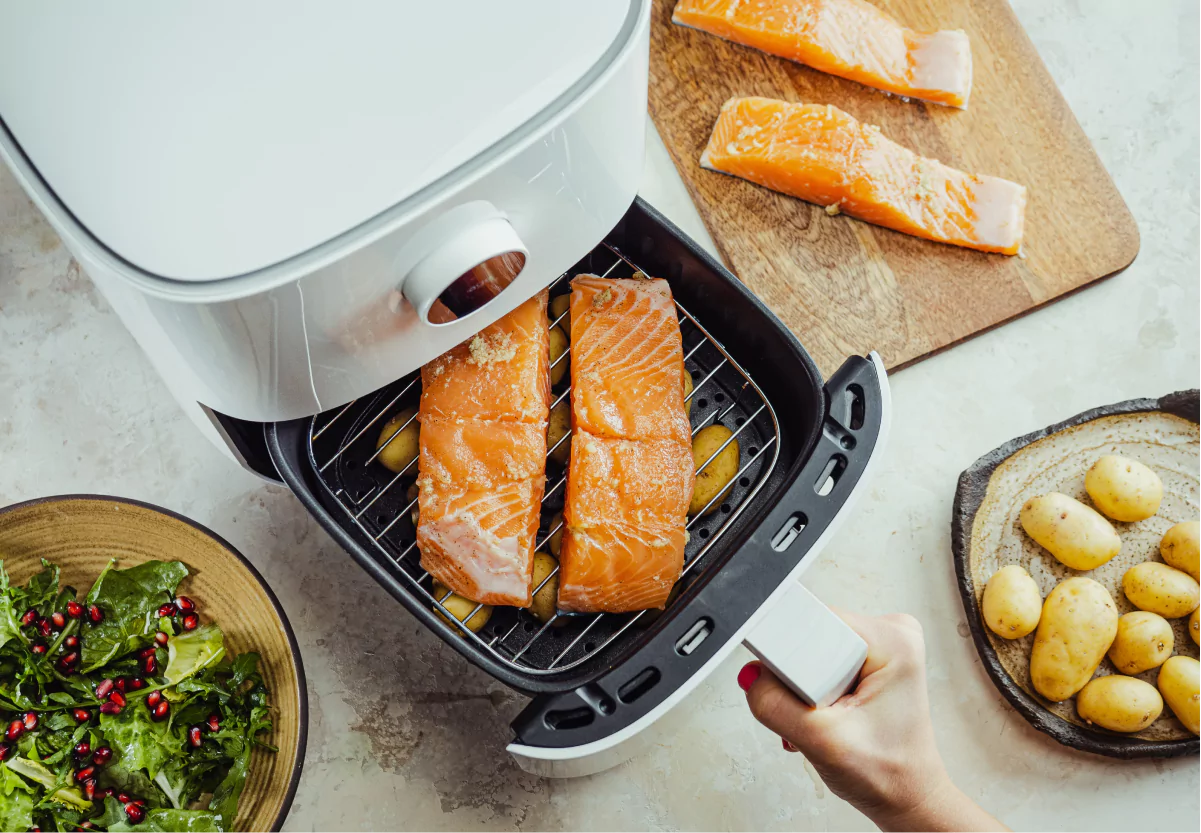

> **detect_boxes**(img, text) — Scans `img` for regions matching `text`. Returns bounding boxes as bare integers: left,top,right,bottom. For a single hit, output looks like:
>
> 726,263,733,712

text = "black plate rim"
951,389,1200,759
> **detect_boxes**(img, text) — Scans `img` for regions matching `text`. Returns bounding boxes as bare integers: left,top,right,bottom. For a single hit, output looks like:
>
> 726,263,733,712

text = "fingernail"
737,662,761,692
782,738,798,753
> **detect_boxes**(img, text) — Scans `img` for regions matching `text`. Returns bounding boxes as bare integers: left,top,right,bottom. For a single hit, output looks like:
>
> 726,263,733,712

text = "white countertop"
0,1,1197,829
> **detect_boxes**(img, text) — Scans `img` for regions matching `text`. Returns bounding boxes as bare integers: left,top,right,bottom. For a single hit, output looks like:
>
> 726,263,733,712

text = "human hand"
737,610,1005,832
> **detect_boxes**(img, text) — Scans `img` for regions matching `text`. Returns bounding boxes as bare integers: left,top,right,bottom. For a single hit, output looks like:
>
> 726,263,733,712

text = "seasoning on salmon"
558,277,695,613
672,0,973,109
701,97,1027,255
416,293,550,607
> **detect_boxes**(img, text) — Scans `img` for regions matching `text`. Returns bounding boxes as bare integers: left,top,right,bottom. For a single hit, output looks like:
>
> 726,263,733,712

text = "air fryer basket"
266,199,883,737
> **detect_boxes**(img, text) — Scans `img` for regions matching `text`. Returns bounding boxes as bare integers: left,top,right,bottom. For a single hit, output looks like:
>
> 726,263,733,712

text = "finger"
825,606,924,676
742,663,832,745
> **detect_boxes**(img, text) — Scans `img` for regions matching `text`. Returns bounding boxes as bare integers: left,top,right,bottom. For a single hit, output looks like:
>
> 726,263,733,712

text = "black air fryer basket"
266,198,885,747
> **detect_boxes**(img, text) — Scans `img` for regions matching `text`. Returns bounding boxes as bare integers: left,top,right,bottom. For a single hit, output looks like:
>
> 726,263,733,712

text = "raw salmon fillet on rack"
672,0,973,109
558,277,696,613
416,292,550,607
701,97,1027,254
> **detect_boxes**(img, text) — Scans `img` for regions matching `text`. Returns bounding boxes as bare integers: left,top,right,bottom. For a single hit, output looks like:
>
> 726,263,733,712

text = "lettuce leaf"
82,559,188,671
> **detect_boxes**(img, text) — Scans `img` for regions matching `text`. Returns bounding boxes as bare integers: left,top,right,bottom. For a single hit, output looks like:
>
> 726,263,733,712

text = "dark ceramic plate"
953,390,1200,759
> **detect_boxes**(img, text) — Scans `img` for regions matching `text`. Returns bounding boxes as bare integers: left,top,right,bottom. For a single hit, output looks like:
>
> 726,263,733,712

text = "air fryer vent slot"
618,667,661,704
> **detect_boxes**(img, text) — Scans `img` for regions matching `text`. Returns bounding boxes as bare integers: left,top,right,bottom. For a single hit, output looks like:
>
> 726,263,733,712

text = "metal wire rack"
306,242,781,675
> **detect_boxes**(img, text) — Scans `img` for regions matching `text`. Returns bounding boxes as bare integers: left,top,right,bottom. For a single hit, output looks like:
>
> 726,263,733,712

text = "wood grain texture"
648,0,1140,376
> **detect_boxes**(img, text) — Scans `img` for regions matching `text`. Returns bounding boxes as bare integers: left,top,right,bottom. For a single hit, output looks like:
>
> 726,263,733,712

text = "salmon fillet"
559,278,695,613
701,97,1027,255
416,293,550,607
672,0,972,109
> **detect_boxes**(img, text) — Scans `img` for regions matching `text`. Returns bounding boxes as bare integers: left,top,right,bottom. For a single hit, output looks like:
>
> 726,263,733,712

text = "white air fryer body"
0,1,651,458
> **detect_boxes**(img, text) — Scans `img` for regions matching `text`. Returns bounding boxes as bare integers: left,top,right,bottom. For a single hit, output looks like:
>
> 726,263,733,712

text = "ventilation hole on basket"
714,392,725,403
376,515,387,525
675,617,713,656
739,477,750,487
698,528,710,539
691,369,701,380
720,503,731,514
736,418,745,427
771,512,808,552
815,455,848,496
847,384,866,430
749,446,758,455
545,707,594,731
697,398,708,409
345,460,357,470
524,621,537,633
618,667,661,704
584,642,597,653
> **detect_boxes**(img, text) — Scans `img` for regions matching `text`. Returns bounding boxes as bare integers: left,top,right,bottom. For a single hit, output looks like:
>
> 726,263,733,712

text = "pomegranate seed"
58,651,80,669
154,631,169,646
5,720,22,741
66,600,85,619
72,708,91,723
181,613,199,631
128,677,146,690
146,690,163,708
74,741,91,759
51,611,66,629
92,746,112,766
206,714,220,732
123,802,145,824
95,678,114,699
117,793,131,804
88,604,104,623
109,690,127,708
102,786,115,798
151,700,170,721
0,744,10,761
64,635,80,649
99,701,122,716
37,618,52,637
115,677,127,693
134,799,146,807
175,596,195,613
22,712,37,731
188,725,203,748
20,609,37,626
138,646,157,659
81,778,97,802
143,655,157,675
75,765,95,783
30,641,47,655
157,603,178,618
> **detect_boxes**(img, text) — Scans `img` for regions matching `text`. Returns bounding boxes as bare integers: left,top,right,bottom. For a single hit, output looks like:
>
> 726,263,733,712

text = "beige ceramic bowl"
0,496,306,831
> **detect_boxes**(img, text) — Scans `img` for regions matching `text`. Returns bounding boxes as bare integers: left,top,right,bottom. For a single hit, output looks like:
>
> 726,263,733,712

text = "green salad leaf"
164,624,225,685
99,698,175,779
82,559,189,671
0,762,35,832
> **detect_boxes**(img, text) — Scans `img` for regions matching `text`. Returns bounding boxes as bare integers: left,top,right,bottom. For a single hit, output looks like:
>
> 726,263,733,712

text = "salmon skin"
558,277,695,613
416,293,550,607
672,0,973,109
701,97,1027,255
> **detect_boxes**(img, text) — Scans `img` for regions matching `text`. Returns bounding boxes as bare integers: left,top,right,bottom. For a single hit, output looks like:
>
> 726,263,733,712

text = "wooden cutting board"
648,0,1139,376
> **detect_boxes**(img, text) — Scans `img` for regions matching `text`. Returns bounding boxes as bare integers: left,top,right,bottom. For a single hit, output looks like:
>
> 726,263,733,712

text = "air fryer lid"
0,1,637,282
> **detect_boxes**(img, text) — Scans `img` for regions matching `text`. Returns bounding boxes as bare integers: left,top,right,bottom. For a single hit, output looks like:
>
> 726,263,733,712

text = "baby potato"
1076,675,1163,733
528,552,560,624
1107,611,1174,675
981,565,1042,639
549,325,569,386
1019,492,1121,570
1160,521,1200,582
376,407,420,473
406,482,420,527
547,511,564,557
1084,455,1163,522
682,369,694,417
1157,655,1200,736
1122,562,1200,619
690,424,739,516
547,399,572,466
432,582,492,635
549,294,571,337
1030,577,1118,702
1191,608,1200,646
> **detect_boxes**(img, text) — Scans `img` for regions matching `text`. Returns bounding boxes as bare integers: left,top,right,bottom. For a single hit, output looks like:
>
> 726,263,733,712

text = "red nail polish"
782,738,797,752
737,663,761,692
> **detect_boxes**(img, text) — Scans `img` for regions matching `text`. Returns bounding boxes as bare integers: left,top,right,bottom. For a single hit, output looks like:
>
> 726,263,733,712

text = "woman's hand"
737,609,1006,832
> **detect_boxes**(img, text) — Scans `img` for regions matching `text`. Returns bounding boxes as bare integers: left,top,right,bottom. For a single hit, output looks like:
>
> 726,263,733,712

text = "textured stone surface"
1,1,1197,829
